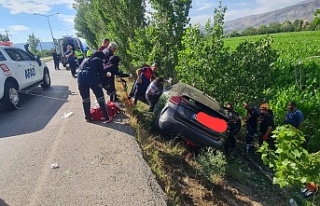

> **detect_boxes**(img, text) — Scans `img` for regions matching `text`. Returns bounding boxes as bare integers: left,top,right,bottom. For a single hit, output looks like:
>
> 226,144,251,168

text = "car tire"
41,68,51,89
3,81,19,110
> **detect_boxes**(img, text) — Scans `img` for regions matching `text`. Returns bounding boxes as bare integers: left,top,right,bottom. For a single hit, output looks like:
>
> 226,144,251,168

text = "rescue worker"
224,102,240,153
77,51,111,123
285,101,304,129
259,103,275,148
64,45,77,78
51,48,60,70
244,102,260,153
102,55,132,103
102,42,118,64
132,63,158,105
98,38,110,51
75,47,84,66
145,77,165,112
86,47,93,57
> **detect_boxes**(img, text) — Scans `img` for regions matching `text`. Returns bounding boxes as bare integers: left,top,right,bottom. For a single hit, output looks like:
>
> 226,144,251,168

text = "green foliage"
36,50,51,58
258,125,320,188
27,33,39,53
226,18,317,37
314,9,320,29
74,1,99,48
224,31,320,59
176,3,278,105
141,0,192,78
128,26,158,68
196,147,227,182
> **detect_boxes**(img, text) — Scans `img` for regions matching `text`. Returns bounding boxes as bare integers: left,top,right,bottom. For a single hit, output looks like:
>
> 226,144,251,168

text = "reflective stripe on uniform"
97,96,105,103
82,98,90,103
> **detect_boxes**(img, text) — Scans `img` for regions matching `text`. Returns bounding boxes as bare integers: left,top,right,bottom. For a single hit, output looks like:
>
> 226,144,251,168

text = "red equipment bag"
90,105,104,120
106,101,120,118
90,102,120,121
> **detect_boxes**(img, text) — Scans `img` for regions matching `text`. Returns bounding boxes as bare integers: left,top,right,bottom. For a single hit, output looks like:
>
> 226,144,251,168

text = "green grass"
224,31,320,60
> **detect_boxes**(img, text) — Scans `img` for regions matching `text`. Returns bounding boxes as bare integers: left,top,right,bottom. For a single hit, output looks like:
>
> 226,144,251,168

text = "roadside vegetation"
75,0,320,205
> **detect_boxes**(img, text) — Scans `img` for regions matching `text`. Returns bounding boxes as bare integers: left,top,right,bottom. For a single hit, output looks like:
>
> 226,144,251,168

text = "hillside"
224,0,320,32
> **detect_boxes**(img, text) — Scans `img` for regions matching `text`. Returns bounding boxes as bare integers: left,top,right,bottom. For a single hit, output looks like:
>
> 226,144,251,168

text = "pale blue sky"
1,0,304,43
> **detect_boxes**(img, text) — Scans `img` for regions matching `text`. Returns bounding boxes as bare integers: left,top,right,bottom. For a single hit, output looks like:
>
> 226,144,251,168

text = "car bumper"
158,107,226,149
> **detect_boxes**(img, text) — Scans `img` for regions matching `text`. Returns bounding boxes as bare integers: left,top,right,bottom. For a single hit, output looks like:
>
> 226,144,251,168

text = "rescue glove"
263,133,268,141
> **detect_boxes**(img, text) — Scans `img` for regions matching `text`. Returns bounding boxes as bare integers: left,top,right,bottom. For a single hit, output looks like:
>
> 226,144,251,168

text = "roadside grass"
116,80,309,206
41,57,53,62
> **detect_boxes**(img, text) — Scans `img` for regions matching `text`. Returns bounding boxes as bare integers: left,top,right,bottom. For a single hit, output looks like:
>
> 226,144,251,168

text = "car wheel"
41,68,51,89
3,82,19,110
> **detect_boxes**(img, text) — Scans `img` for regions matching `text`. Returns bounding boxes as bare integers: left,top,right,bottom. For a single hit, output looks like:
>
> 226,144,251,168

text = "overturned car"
152,82,241,150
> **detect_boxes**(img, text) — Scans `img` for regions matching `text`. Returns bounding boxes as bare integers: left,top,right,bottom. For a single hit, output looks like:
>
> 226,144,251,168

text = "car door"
15,49,43,84
4,48,32,89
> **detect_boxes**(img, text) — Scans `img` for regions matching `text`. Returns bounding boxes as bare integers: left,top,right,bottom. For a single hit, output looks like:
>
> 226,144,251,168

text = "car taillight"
169,96,181,105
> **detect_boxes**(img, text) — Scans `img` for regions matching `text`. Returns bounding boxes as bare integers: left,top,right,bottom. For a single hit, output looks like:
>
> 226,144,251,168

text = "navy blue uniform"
65,50,77,77
102,56,129,102
246,107,259,152
51,51,60,70
102,48,114,64
77,56,109,121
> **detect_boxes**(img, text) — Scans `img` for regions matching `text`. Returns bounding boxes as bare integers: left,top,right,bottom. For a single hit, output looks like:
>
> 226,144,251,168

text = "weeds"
196,147,227,185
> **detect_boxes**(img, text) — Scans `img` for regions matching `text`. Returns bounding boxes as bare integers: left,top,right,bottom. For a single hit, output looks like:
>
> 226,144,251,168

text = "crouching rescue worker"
259,103,275,149
132,63,158,105
145,77,165,112
77,51,111,123
102,56,132,103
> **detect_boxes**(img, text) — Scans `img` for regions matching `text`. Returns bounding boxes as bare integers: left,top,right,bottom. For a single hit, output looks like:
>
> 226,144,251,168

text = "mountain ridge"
224,0,320,31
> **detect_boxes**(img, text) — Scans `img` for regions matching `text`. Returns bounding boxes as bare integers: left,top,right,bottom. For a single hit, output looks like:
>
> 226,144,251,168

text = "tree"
281,21,294,32
267,22,282,33
147,0,192,78
257,25,268,34
242,26,257,36
74,0,101,48
27,33,39,53
74,0,146,69
313,9,320,30
293,19,304,31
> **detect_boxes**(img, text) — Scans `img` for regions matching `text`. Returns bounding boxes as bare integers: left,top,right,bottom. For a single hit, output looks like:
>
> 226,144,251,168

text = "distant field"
224,31,320,60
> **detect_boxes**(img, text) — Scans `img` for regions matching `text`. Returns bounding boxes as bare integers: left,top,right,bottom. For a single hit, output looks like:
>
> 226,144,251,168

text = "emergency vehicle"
0,43,51,110
55,37,84,67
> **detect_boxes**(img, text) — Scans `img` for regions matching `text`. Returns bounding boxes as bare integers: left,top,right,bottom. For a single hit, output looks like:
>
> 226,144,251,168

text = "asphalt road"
0,61,167,206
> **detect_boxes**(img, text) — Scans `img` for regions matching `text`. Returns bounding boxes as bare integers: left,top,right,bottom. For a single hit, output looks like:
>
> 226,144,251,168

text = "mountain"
224,0,320,32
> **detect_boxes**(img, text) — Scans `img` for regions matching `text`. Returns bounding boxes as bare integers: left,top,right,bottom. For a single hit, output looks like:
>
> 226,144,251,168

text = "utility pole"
33,13,59,49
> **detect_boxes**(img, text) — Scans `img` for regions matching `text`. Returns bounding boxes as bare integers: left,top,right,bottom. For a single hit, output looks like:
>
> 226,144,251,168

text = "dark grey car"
152,82,241,150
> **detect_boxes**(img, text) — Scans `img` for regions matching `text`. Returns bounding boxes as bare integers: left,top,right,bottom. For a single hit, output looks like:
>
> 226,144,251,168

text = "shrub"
196,147,227,184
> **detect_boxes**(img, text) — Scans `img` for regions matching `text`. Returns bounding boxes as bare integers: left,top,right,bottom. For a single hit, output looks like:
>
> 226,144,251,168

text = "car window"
5,49,24,61
0,51,6,61
16,49,33,61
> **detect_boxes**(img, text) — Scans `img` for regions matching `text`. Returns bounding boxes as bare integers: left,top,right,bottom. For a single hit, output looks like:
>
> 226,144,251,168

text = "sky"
0,0,306,44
